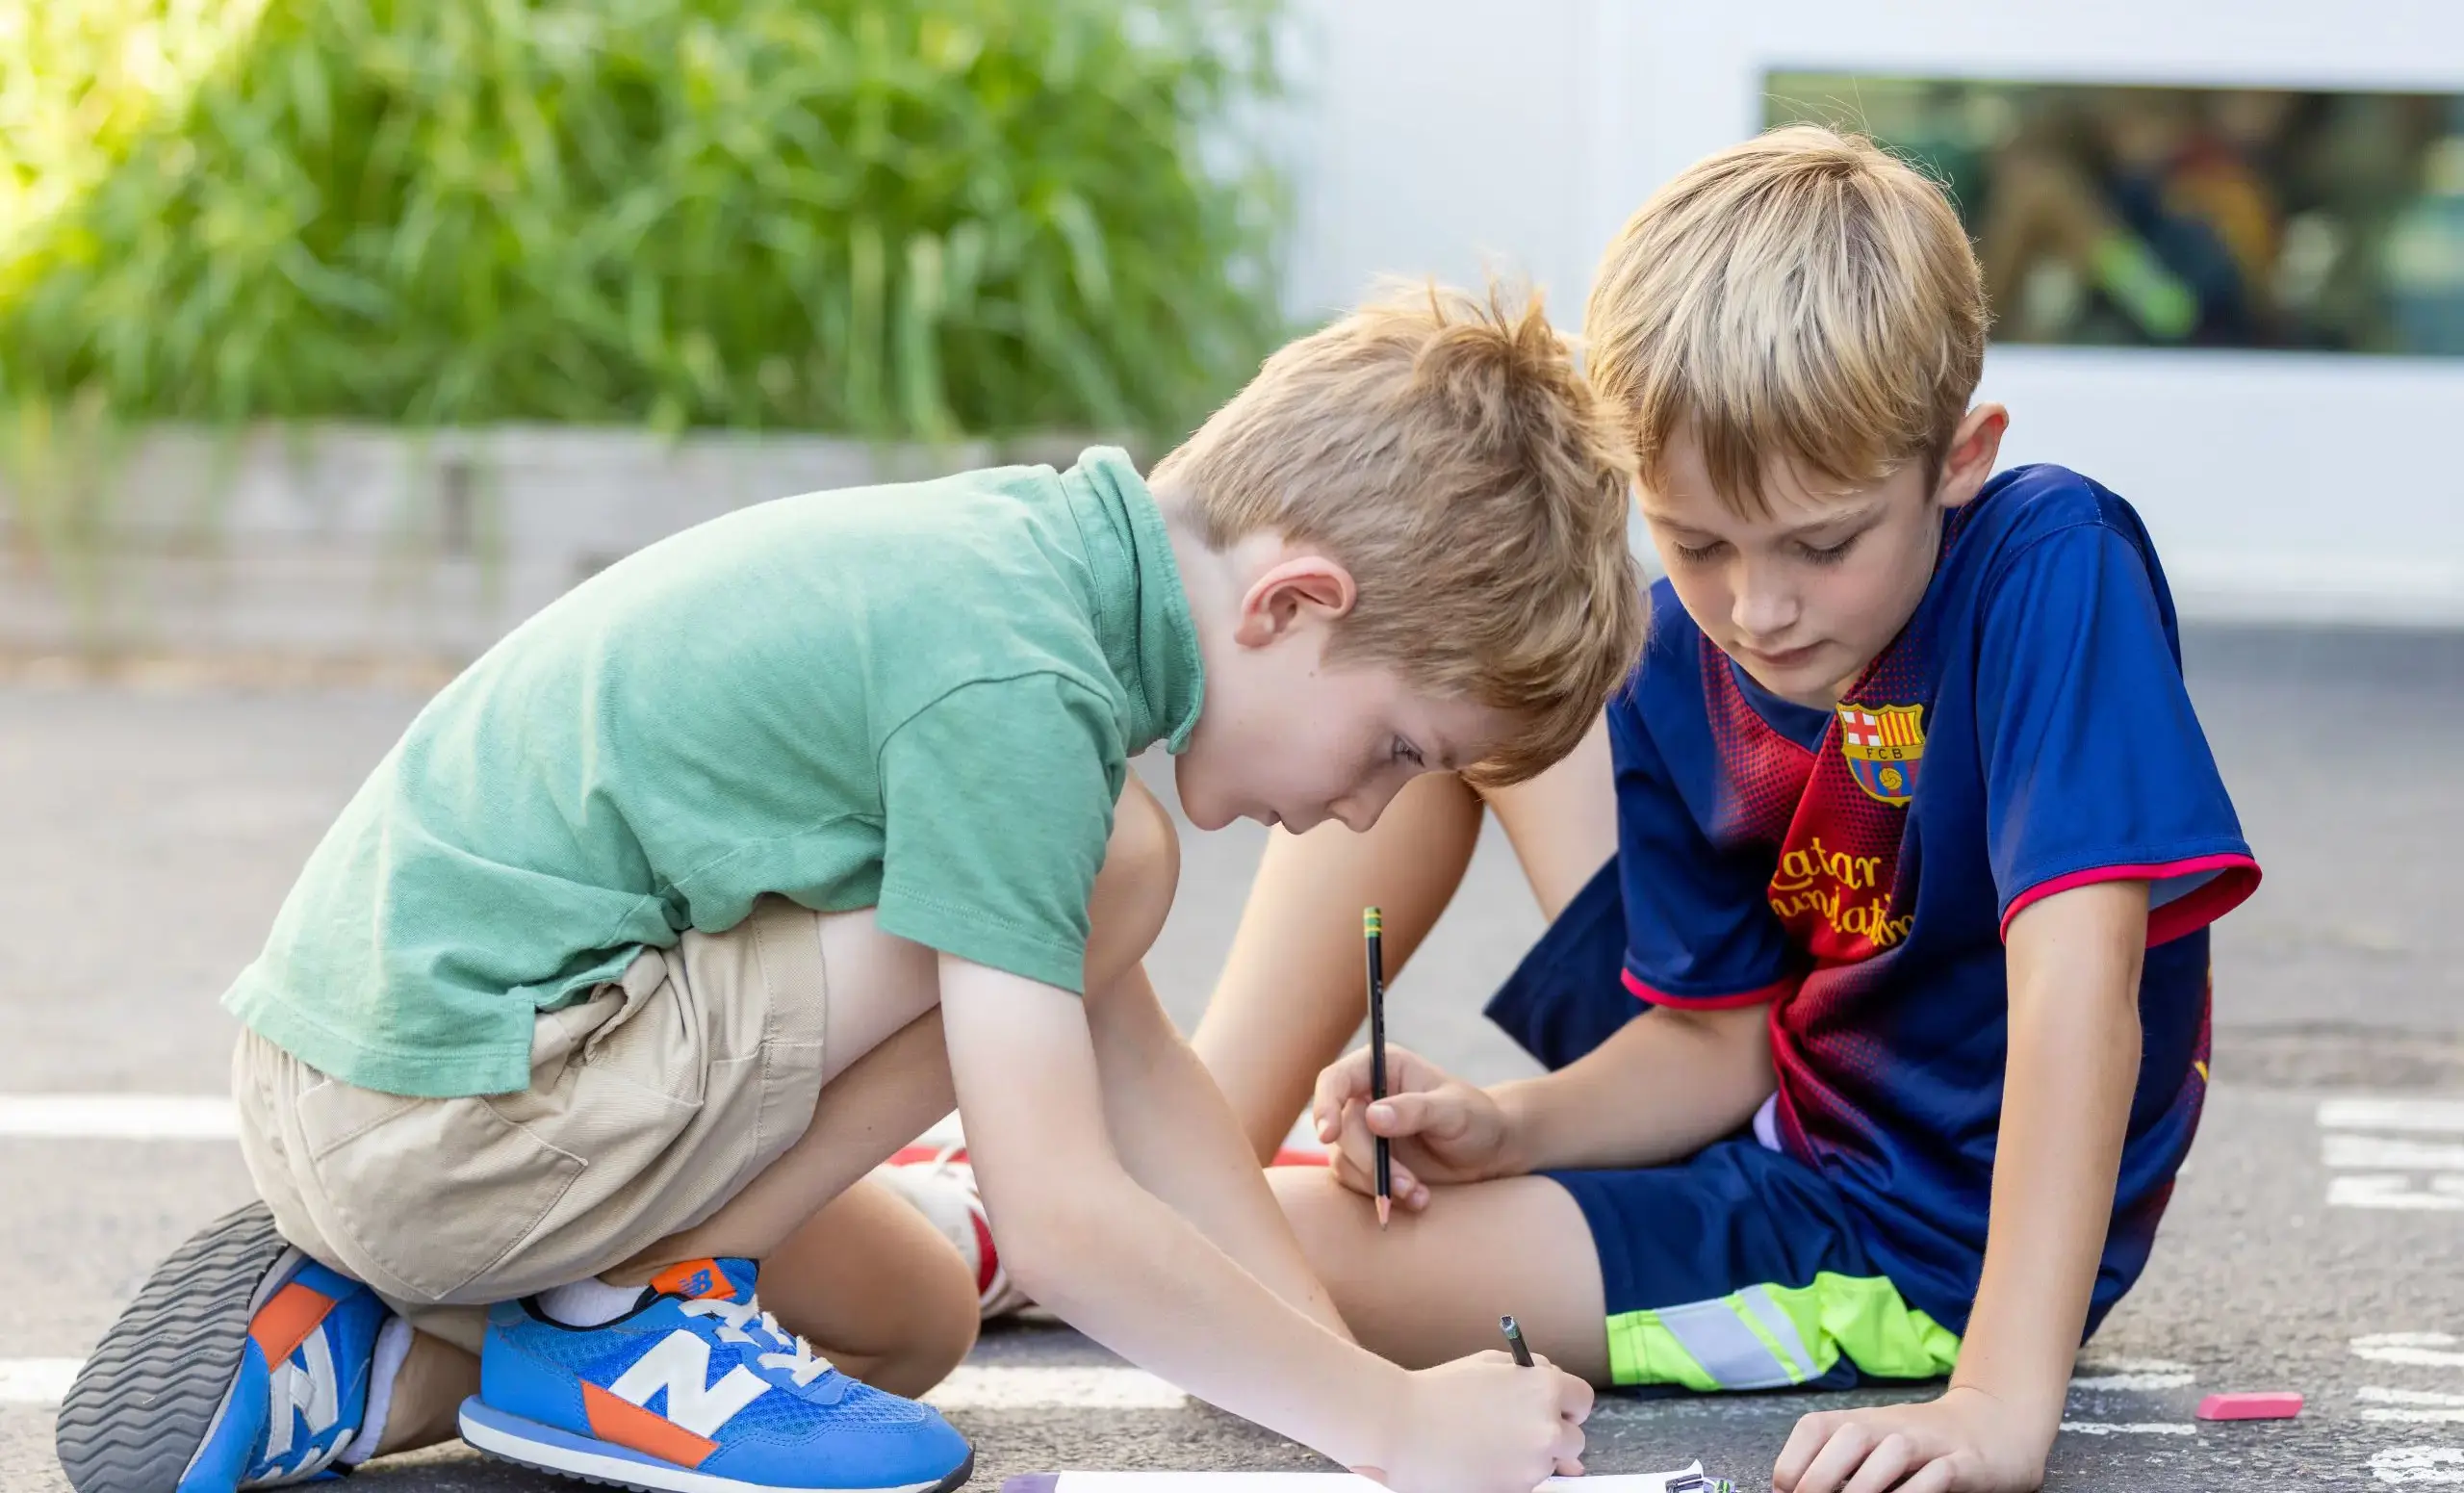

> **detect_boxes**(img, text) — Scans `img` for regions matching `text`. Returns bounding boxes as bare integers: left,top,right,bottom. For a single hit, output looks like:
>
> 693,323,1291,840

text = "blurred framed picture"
1767,74,2464,356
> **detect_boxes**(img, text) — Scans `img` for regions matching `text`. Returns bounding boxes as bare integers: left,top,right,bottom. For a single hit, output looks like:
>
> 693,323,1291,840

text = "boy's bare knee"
856,1253,980,1399
1086,777,1180,985
1268,1165,1375,1274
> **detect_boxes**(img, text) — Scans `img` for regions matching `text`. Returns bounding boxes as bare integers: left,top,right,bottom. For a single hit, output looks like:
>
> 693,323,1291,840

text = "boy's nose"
1732,578,1801,639
1330,782,1398,835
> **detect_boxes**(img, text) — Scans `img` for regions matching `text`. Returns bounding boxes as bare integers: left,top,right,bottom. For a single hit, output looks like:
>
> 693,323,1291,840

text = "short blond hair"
1151,283,1643,786
1585,125,1988,515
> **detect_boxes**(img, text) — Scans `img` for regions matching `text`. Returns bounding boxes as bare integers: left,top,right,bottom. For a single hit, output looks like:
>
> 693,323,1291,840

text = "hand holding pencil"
1308,1039,1519,1213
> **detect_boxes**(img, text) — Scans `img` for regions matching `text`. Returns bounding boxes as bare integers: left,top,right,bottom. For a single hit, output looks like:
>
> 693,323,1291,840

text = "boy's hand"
1366,1351,1592,1493
1773,1387,2051,1493
1310,1044,1518,1210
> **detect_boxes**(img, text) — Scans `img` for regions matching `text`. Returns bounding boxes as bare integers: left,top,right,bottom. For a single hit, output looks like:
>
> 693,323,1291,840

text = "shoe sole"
54,1201,295,1493
460,1398,976,1493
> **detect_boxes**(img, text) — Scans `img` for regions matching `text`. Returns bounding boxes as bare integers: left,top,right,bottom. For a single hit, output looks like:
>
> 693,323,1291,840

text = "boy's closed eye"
1391,736,1425,768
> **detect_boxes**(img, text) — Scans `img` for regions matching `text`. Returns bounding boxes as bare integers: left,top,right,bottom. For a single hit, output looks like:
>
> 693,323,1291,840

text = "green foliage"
0,0,1288,440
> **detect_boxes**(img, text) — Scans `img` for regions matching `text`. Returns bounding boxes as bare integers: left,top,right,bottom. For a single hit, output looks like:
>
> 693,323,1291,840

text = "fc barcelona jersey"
1607,464,2260,1332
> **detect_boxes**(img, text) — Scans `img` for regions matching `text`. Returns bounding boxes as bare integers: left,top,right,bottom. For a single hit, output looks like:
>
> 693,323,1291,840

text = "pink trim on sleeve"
1622,967,1796,1010
1999,853,2261,946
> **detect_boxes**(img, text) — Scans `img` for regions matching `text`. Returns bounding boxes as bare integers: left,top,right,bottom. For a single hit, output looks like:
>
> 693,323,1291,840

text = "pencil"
1501,1314,1533,1367
1364,905,1391,1230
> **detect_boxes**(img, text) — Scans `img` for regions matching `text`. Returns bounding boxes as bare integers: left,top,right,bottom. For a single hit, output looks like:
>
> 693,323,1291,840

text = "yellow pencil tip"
1376,1196,1392,1229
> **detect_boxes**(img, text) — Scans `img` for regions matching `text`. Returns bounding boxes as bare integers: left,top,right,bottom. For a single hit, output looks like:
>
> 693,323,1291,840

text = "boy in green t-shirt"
61,285,1646,1493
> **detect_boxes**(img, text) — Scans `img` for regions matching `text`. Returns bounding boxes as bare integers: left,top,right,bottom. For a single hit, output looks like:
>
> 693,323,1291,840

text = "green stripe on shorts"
1604,1271,1962,1390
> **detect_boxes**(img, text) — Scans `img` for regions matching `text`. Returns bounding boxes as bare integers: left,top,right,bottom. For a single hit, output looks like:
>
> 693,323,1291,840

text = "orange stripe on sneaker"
248,1282,337,1366
582,1381,720,1469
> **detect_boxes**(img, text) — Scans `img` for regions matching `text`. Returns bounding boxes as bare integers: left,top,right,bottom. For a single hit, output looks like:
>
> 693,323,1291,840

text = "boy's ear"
1935,403,2010,510
1232,555,1357,648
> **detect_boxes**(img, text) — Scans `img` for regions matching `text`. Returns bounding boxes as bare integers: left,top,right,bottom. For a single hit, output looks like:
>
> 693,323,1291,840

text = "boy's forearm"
1950,882,2148,1434
943,957,1400,1469
1001,1155,1406,1466
1495,1002,1774,1173
1089,960,1351,1339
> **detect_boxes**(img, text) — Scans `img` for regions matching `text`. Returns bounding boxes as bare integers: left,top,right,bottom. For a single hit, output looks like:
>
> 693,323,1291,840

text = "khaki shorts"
233,896,829,1353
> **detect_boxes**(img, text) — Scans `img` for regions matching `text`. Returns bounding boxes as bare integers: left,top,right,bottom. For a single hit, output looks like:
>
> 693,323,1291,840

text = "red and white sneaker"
873,1144,1040,1322
876,1110,1328,1325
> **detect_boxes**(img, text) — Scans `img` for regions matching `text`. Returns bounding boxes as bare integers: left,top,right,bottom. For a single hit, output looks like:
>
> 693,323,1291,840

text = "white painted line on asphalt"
2368,1390,2464,1425
2331,1174,2464,1212
2,1358,1191,1413
2329,1136,2464,1171
2357,1334,2464,1368
2372,1445,2464,1484
923,1366,1187,1411
0,1094,236,1140
2057,1422,2195,1435
2070,1371,2196,1391
2322,1099,2464,1135
0,1358,79,1405
2070,1358,2194,1391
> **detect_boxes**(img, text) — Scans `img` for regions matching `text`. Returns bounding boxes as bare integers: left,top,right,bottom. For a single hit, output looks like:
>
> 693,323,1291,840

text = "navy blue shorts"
1483,863,1964,1392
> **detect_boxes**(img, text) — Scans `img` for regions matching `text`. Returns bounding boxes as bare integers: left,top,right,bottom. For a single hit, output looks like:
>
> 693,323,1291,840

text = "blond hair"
1584,125,1988,515
1150,282,1643,786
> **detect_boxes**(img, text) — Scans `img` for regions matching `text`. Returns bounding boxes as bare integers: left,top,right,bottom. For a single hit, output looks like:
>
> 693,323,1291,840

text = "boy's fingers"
1794,1423,1876,1493
1895,1459,1956,1493
1386,1158,1422,1200
1551,1413,1585,1468
1311,1050,1373,1141
1365,1091,1447,1138
1772,1411,1837,1490
1839,1433,1916,1493
1335,1096,1384,1181
1552,1366,1595,1423
1327,1145,1373,1197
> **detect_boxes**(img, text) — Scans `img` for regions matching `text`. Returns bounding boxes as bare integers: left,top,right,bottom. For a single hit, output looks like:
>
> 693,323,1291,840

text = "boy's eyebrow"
1778,501,1886,539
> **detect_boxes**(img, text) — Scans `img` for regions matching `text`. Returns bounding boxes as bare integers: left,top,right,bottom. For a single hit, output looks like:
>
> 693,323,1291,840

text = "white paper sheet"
1014,1466,1713,1493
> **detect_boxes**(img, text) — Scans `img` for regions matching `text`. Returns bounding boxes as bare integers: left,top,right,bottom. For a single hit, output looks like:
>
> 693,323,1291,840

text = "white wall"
1279,0,2464,626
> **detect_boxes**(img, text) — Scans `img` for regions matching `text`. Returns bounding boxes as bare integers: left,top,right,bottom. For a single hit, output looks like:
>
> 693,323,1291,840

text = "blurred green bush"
0,0,1288,441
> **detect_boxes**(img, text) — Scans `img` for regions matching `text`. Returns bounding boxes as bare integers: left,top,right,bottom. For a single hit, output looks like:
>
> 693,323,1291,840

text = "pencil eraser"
2195,1391,2302,1421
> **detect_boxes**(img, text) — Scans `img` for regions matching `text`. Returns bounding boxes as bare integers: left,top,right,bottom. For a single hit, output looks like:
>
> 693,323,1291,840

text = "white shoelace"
679,1298,836,1387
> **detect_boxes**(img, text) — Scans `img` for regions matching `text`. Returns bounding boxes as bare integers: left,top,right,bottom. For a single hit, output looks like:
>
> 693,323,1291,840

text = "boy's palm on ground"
1773,1387,2048,1493
1367,1350,1591,1493
1312,1045,1514,1208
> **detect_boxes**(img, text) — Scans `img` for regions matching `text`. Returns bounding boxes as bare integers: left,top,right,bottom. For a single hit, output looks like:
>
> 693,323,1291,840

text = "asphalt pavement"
1,623,2458,1491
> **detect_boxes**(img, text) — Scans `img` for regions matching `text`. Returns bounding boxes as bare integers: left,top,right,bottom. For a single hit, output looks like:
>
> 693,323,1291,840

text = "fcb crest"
1835,703,1925,806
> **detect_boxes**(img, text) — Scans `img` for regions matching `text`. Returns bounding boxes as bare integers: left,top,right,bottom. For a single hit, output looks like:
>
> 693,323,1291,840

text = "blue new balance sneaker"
57,1201,397,1491
459,1257,974,1493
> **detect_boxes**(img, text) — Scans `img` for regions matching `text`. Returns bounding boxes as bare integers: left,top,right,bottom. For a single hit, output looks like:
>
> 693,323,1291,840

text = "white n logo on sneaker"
261,1326,345,1472
609,1330,771,1436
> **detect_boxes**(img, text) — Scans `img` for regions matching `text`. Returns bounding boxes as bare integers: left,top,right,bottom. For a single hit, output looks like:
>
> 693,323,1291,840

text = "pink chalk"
2195,1392,2303,1422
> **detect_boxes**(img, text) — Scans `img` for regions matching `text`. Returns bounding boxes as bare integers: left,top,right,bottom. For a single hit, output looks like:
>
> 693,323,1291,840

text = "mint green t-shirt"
224,449,1203,1098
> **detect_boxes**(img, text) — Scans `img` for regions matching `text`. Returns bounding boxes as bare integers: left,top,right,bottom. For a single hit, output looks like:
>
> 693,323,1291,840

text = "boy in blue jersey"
1197,127,2259,1493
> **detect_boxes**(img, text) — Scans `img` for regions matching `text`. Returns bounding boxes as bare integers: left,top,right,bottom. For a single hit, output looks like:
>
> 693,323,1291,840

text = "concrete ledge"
0,424,1109,665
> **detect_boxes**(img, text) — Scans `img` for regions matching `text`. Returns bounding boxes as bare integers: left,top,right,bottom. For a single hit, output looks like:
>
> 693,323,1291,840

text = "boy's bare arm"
1774,879,2148,1493
940,954,1592,1493
1498,1001,1775,1172
1313,1000,1772,1209
1946,879,2147,1436
1087,957,1352,1337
